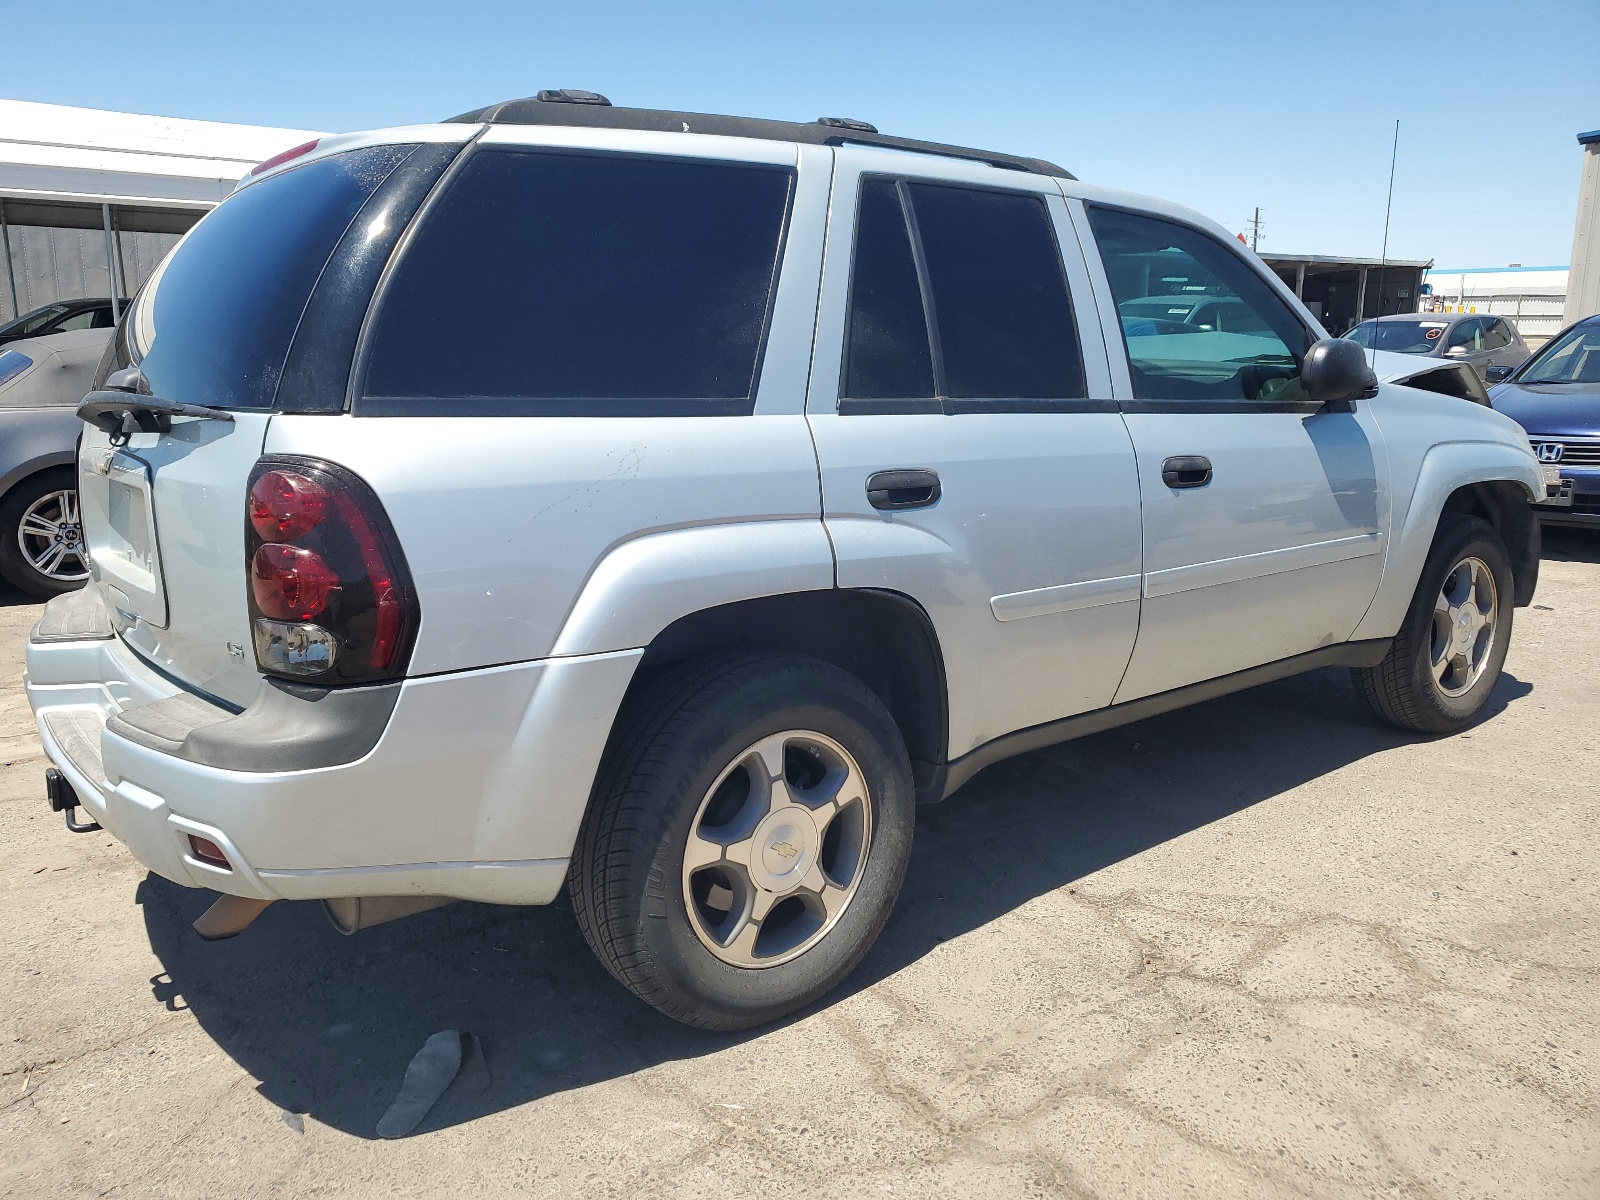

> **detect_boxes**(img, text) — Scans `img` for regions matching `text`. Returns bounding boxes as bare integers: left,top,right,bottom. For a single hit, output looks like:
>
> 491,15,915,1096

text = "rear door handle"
866,468,941,510
1161,455,1212,489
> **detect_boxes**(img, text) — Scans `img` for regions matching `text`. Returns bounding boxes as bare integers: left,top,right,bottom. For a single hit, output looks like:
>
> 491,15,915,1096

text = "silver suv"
26,95,1544,1030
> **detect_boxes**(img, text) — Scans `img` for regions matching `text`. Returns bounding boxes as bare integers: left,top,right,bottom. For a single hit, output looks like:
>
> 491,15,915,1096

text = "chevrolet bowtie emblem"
769,840,799,859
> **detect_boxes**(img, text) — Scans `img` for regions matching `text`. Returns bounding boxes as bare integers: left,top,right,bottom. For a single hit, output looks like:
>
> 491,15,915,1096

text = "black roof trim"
445,97,1075,179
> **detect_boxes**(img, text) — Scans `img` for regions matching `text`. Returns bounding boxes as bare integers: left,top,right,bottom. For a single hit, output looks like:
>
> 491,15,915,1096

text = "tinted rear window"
843,178,936,400
360,149,793,416
907,183,1083,400
129,145,414,409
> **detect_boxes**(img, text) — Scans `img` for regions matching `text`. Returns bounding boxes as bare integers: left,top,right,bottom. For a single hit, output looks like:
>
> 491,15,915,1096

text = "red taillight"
243,458,417,684
331,492,404,670
252,544,341,620
249,469,327,542
249,139,320,177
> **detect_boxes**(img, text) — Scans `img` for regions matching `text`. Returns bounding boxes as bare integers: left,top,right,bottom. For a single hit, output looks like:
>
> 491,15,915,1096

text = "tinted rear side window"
360,150,793,415
907,183,1084,400
842,178,936,400
129,145,414,409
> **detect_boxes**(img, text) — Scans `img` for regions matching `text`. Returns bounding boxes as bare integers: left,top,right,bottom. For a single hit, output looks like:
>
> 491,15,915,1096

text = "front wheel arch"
1439,480,1539,607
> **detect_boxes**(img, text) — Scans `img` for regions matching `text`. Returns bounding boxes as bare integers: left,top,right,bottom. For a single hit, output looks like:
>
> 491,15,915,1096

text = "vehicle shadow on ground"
0,580,41,608
1540,525,1600,564
138,662,1533,1139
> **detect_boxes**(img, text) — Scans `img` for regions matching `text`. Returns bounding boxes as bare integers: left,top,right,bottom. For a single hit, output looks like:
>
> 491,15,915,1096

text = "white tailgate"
78,413,272,707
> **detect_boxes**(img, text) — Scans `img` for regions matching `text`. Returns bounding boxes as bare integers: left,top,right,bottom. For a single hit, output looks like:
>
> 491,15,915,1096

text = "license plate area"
1536,464,1573,507
81,449,168,627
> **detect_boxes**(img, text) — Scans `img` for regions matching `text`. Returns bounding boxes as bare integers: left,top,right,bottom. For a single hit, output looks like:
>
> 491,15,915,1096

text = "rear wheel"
1352,514,1514,733
0,469,89,599
570,653,914,1030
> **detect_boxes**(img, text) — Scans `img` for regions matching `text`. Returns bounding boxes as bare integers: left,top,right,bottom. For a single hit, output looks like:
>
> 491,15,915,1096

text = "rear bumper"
25,590,640,904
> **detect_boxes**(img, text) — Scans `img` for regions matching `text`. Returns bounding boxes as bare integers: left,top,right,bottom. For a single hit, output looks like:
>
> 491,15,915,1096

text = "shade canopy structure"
0,100,323,323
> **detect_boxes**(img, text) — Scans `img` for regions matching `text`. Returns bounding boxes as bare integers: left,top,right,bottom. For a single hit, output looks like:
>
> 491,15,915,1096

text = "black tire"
569,652,915,1031
0,468,89,599
1352,514,1514,734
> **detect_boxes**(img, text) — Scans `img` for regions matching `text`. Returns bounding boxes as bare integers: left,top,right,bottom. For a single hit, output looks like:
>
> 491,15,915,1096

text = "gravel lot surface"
2,532,1597,1198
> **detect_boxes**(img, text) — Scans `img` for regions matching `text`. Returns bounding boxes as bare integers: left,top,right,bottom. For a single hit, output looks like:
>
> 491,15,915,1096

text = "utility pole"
1248,207,1263,252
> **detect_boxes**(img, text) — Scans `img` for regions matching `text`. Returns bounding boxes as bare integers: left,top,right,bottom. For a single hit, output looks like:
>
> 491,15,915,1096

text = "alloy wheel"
681,730,873,968
1430,555,1497,697
17,489,89,583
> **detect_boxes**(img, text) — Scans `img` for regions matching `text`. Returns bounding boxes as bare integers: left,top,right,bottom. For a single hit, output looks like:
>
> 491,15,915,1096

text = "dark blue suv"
1490,314,1600,528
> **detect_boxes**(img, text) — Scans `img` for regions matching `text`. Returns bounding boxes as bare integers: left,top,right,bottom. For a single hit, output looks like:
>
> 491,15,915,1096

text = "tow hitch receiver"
46,768,101,833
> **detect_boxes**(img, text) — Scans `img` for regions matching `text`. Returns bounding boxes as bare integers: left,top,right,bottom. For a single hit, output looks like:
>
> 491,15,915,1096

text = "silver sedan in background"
0,327,109,596
1345,312,1531,384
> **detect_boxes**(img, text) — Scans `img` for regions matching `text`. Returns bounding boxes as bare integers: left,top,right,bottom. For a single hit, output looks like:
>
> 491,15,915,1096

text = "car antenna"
1370,118,1400,369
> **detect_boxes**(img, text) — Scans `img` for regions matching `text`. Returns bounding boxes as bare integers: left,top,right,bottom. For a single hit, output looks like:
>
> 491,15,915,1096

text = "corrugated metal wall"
1,225,185,322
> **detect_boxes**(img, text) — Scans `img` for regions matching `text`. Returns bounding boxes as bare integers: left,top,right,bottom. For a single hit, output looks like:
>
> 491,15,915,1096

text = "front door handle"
866,468,941,510
1161,455,1212,489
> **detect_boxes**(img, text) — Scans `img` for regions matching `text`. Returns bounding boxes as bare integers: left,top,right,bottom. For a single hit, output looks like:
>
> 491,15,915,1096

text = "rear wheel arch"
622,589,949,802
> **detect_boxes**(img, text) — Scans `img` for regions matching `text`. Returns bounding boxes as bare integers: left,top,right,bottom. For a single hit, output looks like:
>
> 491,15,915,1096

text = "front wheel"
569,653,915,1030
1352,514,1514,733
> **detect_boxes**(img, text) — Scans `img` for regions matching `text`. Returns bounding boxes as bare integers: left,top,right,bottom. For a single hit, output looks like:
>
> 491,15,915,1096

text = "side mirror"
1302,338,1378,411
1485,364,1514,383
1444,345,1470,359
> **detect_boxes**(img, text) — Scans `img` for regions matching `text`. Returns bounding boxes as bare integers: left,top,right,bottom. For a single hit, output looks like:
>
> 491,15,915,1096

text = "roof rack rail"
445,95,1074,180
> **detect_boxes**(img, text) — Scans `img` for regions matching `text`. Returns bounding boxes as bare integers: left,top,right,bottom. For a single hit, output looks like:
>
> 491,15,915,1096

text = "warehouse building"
1422,265,1568,347
0,99,321,323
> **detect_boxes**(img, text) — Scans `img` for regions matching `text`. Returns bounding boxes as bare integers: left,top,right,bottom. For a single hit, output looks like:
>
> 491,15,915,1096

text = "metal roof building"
1258,252,1433,336
0,99,321,323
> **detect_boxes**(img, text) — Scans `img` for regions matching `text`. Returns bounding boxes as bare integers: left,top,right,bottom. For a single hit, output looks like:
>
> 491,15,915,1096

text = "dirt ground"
2,531,1597,1199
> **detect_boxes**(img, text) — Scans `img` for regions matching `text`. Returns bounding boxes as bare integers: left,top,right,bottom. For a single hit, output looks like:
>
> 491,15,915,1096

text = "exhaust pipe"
322,895,457,934
193,894,275,940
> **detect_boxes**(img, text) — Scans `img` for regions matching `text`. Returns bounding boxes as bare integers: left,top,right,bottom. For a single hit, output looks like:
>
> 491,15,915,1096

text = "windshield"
127,144,414,409
1346,319,1448,354
1518,323,1600,384
0,303,67,338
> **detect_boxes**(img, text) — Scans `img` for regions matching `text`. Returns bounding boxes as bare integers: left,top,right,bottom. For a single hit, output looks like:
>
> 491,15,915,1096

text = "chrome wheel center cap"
750,807,819,892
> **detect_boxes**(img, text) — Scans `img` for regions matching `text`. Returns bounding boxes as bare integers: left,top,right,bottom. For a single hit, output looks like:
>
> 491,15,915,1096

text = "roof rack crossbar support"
445,97,1074,180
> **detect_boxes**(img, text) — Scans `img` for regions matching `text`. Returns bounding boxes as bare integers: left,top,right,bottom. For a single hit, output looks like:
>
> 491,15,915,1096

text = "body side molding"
990,573,1141,621
1143,533,1383,599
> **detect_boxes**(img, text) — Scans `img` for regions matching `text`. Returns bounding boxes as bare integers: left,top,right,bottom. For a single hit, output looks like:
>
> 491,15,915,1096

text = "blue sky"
7,0,1596,268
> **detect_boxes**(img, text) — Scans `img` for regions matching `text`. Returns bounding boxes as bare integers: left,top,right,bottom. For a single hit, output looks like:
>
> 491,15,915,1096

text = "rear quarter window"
357,149,793,416
125,145,416,409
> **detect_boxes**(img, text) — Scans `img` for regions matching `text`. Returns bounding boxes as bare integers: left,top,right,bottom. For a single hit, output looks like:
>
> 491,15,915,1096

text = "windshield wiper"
76,365,234,445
